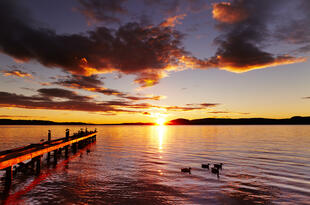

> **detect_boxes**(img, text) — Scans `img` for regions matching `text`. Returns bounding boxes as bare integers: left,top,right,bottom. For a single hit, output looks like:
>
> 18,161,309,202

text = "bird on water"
214,163,223,170
201,163,210,169
181,167,191,173
211,167,219,177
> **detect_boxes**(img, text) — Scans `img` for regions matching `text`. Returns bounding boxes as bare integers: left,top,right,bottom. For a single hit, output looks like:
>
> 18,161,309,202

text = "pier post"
65,129,69,158
5,166,13,186
47,130,51,163
65,129,69,141
30,158,35,171
54,149,58,165
48,130,51,142
35,156,41,175
72,143,77,153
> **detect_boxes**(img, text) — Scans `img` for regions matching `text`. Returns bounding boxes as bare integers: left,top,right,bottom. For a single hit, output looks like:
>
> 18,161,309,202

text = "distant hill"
1,116,310,125
0,119,89,125
167,116,310,125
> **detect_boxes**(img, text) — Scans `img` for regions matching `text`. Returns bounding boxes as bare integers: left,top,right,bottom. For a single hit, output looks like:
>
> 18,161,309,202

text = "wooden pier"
0,129,97,185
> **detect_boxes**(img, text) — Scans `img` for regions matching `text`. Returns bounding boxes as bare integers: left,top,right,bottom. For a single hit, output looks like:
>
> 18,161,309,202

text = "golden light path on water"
155,124,167,177
157,124,166,152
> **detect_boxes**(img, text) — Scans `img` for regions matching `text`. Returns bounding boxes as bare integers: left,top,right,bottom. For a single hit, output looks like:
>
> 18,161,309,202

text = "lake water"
0,125,310,204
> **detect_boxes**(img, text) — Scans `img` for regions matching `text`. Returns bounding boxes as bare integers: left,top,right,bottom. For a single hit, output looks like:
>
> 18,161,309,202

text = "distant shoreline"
1,116,310,125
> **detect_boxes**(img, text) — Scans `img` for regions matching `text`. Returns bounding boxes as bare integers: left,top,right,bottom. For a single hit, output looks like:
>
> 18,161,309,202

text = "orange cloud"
2,70,32,78
216,55,307,73
212,2,248,24
134,71,167,88
160,14,187,27
181,51,307,73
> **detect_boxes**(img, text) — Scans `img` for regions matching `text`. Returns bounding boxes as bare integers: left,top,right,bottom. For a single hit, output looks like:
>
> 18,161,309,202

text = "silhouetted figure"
181,167,191,174
201,163,210,169
86,149,90,154
214,163,223,170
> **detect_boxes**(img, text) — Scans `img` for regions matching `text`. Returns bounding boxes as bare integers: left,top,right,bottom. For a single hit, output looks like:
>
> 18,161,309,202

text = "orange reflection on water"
156,125,167,152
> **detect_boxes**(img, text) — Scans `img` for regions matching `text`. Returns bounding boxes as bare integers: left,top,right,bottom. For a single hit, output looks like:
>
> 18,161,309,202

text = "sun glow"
156,118,166,126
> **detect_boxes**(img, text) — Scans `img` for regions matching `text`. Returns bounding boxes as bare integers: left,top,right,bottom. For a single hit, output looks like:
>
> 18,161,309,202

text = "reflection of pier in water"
0,128,97,186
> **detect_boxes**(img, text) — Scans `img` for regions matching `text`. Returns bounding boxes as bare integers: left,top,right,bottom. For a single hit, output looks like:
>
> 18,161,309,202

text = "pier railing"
0,129,97,185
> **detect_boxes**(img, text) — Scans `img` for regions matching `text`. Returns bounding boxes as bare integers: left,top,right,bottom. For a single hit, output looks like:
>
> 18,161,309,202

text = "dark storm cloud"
182,0,306,72
0,0,185,87
76,0,127,24
0,0,307,90
209,0,306,72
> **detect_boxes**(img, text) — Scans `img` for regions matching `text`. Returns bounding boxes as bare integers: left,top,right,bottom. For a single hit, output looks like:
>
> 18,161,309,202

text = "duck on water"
214,163,223,170
201,163,210,169
181,167,191,173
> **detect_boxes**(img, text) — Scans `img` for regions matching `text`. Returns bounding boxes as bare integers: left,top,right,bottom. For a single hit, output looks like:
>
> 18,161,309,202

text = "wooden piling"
65,129,69,141
30,158,35,171
47,130,51,163
35,156,41,175
54,149,58,165
5,166,13,186
65,129,69,158
72,143,77,153
48,130,51,142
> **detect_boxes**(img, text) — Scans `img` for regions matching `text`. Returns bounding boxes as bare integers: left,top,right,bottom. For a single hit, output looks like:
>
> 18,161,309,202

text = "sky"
0,0,309,124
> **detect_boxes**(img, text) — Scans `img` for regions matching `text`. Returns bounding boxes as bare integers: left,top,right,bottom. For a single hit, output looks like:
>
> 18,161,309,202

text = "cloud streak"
1,70,32,78
0,90,149,113
76,0,127,24
0,89,218,114
52,74,164,100
160,14,187,27
163,103,218,111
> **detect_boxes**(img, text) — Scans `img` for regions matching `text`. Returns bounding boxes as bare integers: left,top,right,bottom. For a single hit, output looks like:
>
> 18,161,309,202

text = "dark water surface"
0,125,309,204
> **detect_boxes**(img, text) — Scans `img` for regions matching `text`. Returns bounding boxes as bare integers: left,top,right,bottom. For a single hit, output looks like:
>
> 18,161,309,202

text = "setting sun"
156,118,166,126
